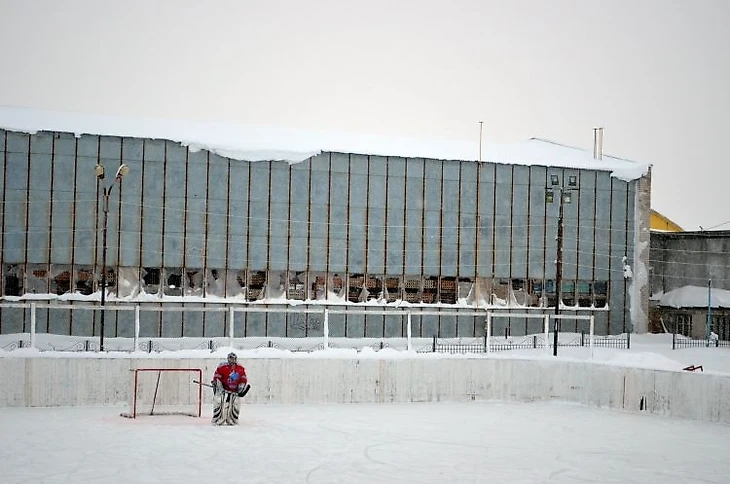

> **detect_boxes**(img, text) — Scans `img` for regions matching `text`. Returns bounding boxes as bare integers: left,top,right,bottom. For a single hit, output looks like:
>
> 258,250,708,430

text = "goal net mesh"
120,368,203,418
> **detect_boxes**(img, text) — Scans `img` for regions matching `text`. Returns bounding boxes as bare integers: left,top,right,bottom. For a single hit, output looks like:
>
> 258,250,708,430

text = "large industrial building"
0,110,651,343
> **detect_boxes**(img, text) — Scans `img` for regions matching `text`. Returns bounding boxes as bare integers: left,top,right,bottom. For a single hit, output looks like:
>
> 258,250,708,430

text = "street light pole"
546,174,576,357
553,192,564,357
96,164,129,351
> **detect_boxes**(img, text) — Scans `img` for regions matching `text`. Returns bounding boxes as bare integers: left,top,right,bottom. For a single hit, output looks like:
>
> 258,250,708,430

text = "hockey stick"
193,380,251,398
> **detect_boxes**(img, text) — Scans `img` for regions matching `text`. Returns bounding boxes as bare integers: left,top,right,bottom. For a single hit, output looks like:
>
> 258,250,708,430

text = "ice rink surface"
2,400,729,484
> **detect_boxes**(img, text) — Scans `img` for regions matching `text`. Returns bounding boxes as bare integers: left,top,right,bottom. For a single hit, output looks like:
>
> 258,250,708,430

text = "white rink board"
1,356,729,423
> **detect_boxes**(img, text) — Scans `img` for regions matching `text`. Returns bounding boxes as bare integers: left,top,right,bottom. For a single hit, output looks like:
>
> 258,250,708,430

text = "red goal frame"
121,368,203,419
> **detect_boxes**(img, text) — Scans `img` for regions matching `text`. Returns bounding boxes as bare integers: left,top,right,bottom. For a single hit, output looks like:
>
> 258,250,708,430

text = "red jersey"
213,362,248,392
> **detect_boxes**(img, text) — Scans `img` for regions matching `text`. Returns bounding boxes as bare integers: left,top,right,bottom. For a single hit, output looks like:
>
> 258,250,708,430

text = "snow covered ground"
2,333,730,483
2,400,729,484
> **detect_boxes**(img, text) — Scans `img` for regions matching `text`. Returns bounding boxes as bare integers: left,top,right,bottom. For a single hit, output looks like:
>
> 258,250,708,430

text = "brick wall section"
635,169,652,332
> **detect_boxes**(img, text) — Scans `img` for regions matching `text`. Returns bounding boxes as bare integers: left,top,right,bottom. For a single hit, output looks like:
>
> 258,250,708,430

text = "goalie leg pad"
226,394,240,425
212,393,240,426
212,394,228,426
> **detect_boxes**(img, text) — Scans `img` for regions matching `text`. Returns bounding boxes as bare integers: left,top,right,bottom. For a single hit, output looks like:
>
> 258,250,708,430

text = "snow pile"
658,285,730,308
0,106,649,180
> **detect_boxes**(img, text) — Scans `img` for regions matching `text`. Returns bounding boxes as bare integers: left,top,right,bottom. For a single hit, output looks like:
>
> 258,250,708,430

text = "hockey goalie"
211,352,250,425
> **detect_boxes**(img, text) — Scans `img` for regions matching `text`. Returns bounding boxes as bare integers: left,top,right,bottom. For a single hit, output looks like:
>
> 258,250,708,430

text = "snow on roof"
0,106,649,181
657,285,730,308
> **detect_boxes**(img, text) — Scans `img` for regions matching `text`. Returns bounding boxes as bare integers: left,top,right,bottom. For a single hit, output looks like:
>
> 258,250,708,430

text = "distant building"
651,285,730,340
0,109,652,340
649,230,730,339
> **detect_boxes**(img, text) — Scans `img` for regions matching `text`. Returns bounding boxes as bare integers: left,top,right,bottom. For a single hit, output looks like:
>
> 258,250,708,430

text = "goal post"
120,368,203,419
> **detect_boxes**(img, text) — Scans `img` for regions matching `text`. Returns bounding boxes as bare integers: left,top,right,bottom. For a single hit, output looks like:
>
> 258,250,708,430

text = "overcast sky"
1,0,728,231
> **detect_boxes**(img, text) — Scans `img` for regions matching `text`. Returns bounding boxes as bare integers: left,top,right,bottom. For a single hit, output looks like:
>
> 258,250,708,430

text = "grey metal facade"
649,230,730,339
0,128,647,338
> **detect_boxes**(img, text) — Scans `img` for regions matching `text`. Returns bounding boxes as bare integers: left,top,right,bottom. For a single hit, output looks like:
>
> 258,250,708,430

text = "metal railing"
672,335,730,349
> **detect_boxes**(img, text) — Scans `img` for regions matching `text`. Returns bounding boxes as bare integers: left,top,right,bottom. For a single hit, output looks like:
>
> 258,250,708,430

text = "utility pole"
554,193,565,356
546,174,576,357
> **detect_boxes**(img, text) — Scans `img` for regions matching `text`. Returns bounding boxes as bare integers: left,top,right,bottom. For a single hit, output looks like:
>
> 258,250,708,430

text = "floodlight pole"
546,174,576,357
96,164,129,351
553,193,565,357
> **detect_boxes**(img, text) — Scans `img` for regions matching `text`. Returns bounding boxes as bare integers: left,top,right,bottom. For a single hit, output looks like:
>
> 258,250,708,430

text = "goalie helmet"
227,352,237,365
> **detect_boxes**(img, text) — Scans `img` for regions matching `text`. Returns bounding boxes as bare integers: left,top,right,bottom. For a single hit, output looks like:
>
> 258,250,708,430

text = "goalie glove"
212,380,223,396
237,383,249,397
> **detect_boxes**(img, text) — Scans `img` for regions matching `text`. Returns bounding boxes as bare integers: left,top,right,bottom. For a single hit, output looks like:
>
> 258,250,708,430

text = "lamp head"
545,190,555,204
95,164,105,180
115,164,130,180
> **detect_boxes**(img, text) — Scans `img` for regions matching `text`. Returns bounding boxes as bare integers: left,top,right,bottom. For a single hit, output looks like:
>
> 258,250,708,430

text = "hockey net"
120,368,203,419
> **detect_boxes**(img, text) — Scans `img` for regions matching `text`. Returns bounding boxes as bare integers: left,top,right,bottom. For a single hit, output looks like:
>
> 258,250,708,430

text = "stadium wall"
0,357,728,424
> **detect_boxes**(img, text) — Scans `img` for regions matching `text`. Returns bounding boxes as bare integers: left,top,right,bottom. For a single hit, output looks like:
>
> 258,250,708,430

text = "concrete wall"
651,231,730,294
1,357,728,424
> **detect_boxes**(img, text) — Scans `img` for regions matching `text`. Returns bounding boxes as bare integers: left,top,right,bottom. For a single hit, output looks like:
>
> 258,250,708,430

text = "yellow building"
650,209,683,232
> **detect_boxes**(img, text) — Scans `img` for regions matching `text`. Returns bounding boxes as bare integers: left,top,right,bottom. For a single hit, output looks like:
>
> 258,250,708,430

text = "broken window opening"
311,273,327,300
75,267,94,295
328,273,345,301
142,267,161,295
385,276,401,303
185,269,203,297
225,270,246,298
51,265,72,296
164,268,183,296
247,270,266,301
3,264,24,296
422,276,438,304
288,271,306,300
116,267,139,298
205,268,225,297
25,264,47,294
404,276,421,303
365,275,382,301
348,274,365,303
439,276,457,304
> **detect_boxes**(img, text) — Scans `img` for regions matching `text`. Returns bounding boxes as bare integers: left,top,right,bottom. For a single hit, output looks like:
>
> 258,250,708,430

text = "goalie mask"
227,352,237,365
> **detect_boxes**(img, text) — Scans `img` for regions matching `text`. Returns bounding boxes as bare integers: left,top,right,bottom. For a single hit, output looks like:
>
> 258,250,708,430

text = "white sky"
1,1,729,230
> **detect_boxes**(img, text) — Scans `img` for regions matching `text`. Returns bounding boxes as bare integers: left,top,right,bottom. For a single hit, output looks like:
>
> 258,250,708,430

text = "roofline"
529,137,642,165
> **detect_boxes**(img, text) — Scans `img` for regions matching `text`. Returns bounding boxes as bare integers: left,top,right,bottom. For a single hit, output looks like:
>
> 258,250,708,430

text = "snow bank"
0,106,649,180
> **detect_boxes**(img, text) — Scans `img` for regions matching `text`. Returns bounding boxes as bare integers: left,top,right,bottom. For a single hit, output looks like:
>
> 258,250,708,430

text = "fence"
0,302,621,353
672,334,730,350
429,332,630,355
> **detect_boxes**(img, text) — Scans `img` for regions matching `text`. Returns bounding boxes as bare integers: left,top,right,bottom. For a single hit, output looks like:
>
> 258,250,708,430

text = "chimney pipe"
593,127,604,160
598,127,604,160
